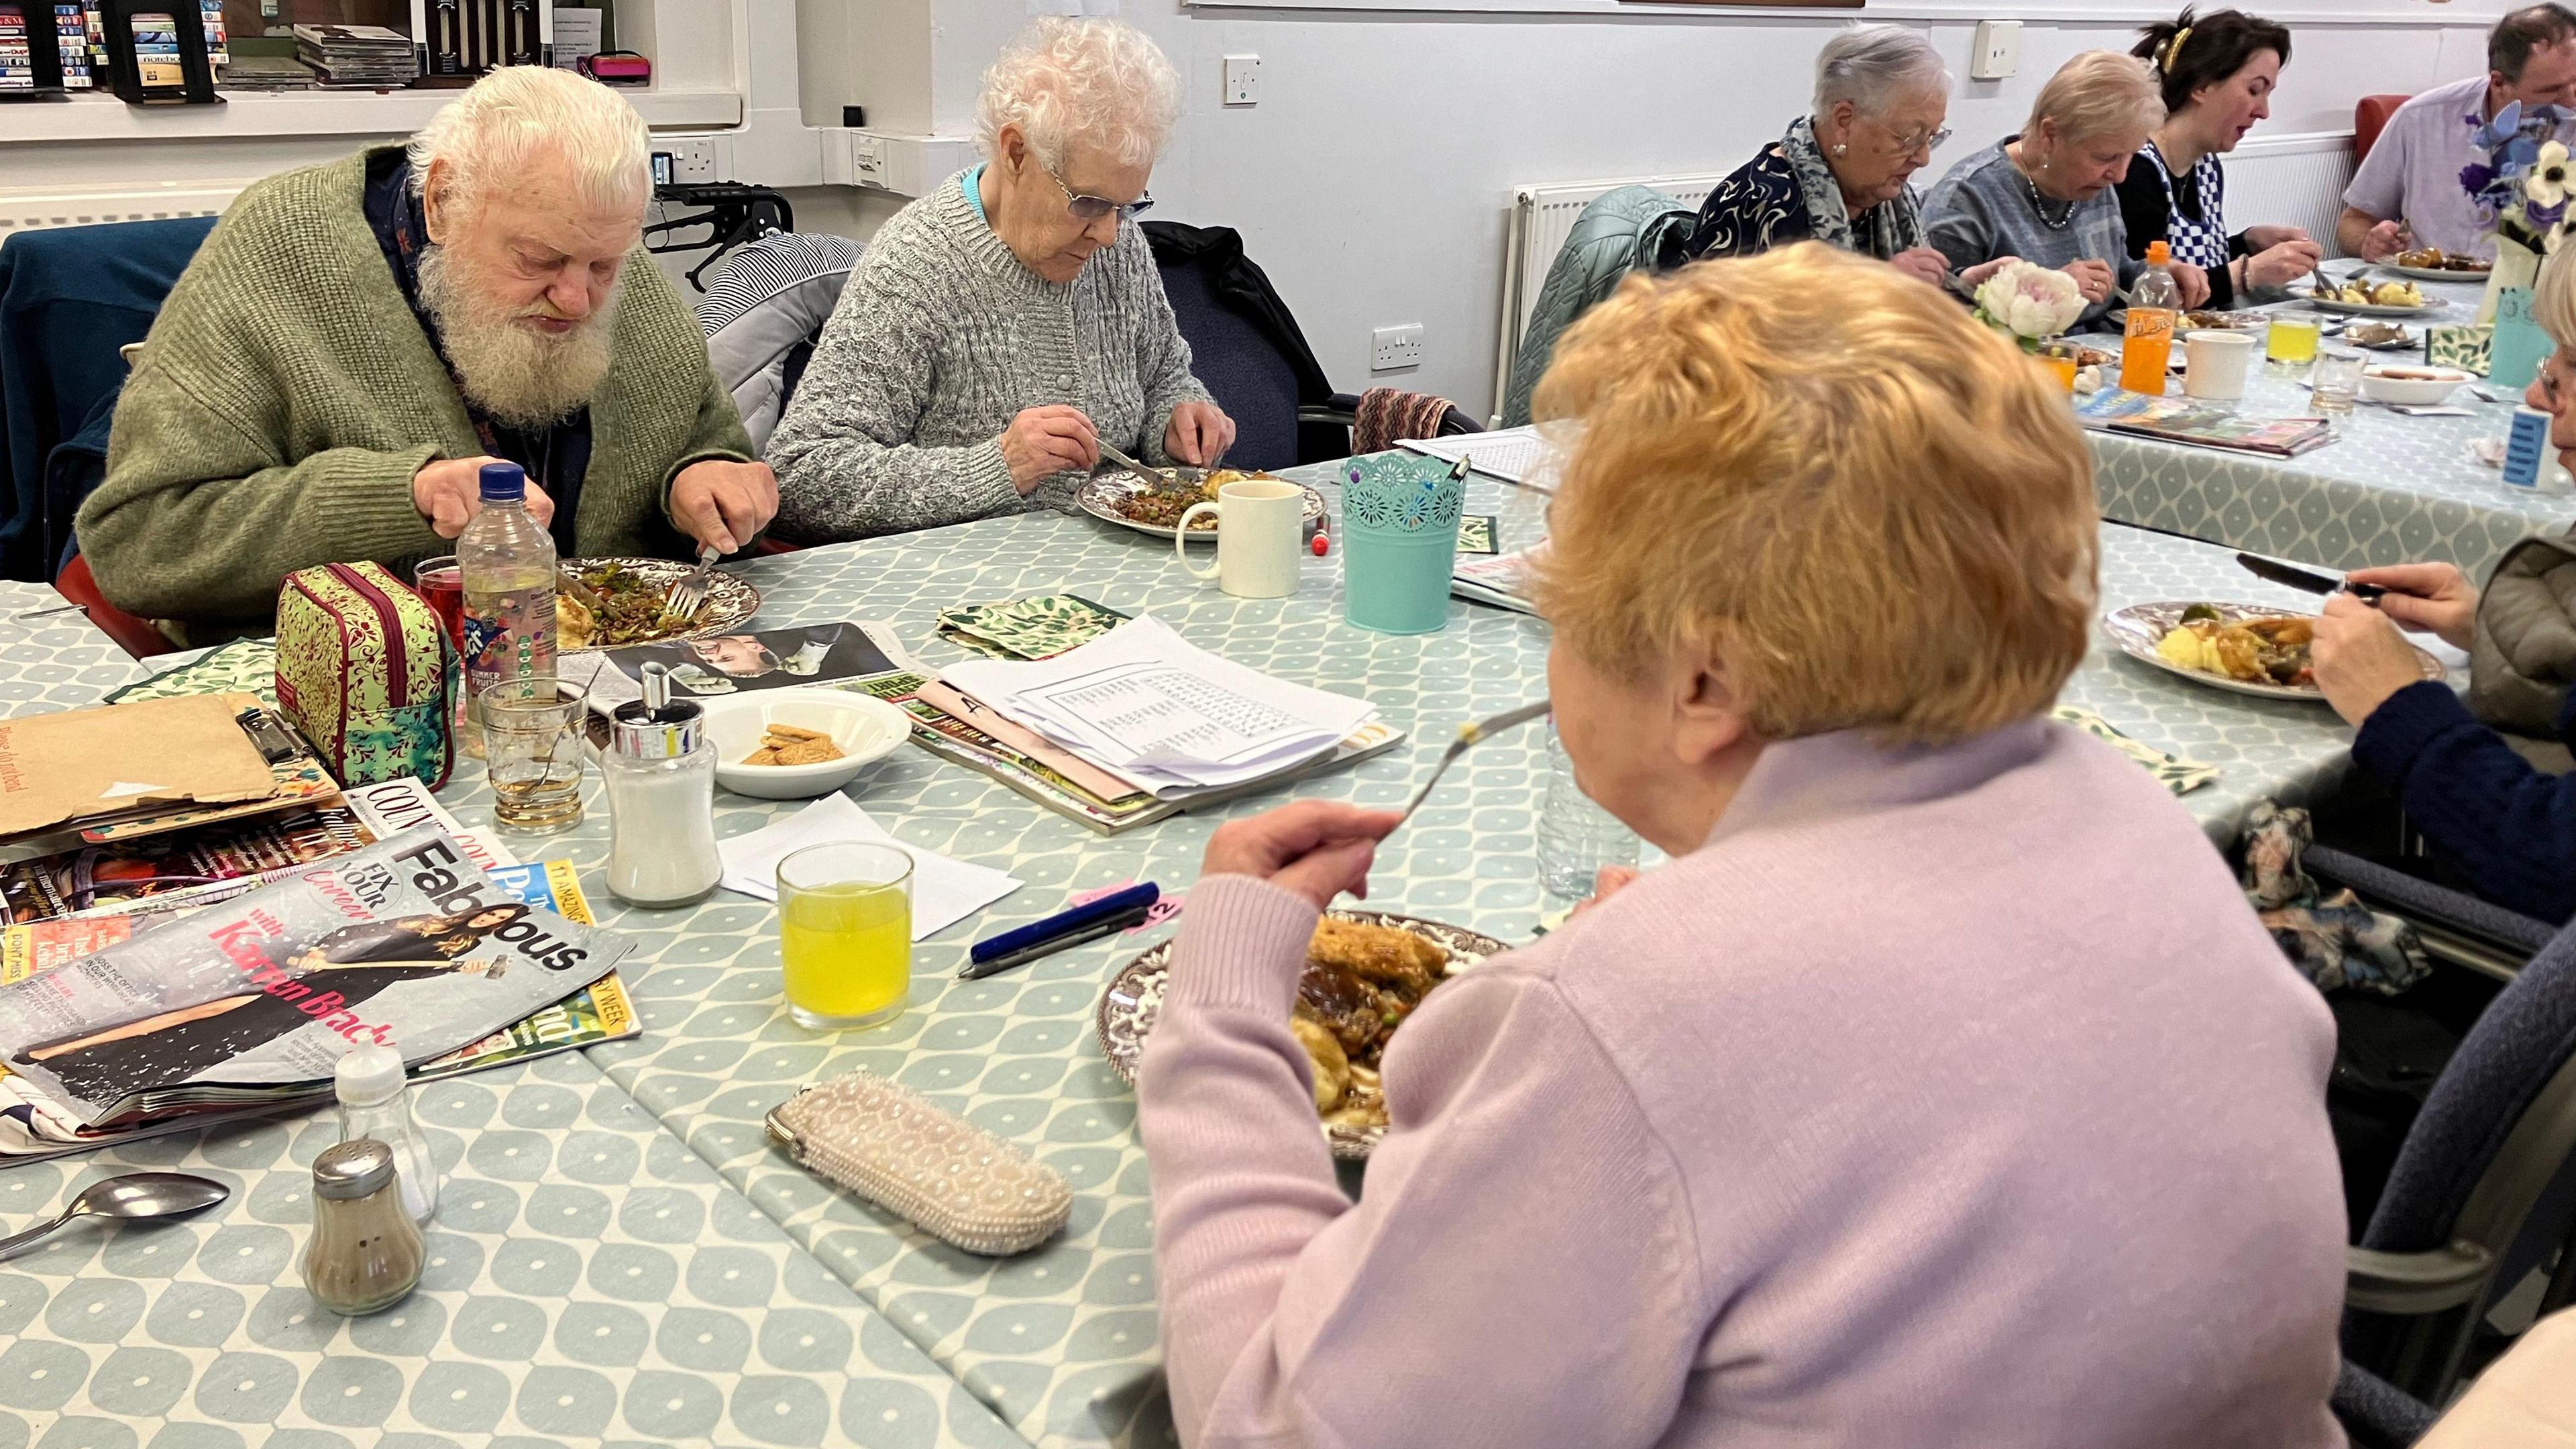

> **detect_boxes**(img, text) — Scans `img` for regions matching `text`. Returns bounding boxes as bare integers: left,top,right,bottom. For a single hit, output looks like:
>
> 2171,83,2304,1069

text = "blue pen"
964,882,1161,977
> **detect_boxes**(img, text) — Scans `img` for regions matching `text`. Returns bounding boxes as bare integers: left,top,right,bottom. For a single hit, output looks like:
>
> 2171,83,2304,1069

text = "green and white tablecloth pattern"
0,479,2383,1449
2082,272,2576,582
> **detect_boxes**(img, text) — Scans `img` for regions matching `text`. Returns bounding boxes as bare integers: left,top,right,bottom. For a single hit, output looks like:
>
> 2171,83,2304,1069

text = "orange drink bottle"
2119,241,2181,395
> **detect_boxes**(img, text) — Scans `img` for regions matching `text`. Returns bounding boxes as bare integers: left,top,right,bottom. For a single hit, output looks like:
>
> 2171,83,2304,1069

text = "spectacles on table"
1046,166,1154,223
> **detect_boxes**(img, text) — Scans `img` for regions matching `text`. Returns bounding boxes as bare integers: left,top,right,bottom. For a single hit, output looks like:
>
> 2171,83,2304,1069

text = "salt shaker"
302,1138,425,1316
604,663,722,908
335,1042,438,1225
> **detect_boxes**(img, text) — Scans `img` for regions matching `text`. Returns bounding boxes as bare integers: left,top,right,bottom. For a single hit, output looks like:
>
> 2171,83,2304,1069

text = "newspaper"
0,827,630,1126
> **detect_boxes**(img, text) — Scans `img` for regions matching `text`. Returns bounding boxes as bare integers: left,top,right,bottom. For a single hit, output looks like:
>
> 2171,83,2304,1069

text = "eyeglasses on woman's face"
1046,165,1154,223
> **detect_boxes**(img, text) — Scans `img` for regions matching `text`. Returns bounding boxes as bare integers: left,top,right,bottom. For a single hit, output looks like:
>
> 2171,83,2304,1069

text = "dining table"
2082,266,2576,583
0,464,2398,1448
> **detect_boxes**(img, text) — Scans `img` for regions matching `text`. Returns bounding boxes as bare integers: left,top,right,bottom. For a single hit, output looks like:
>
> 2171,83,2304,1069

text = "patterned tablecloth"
0,476,2382,1449
2084,270,2576,582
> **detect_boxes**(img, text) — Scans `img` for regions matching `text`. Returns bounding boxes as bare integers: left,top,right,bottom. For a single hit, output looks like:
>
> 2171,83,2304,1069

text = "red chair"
2357,95,2412,164
52,551,174,659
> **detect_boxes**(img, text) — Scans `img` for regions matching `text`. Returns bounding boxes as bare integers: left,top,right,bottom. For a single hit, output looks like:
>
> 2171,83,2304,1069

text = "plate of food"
557,557,761,652
2100,309,2263,335
2343,321,2418,351
2379,248,2491,281
2104,601,2444,701
2306,277,2436,316
1075,467,1327,542
1097,910,1506,1158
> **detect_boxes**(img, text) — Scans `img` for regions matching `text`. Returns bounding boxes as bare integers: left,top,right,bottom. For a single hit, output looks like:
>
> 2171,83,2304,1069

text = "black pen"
958,904,1153,980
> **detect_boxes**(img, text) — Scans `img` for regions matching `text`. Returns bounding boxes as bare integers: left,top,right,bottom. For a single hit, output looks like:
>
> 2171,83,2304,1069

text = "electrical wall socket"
668,135,720,183
1970,20,2021,80
1371,324,1424,372
1222,54,1260,106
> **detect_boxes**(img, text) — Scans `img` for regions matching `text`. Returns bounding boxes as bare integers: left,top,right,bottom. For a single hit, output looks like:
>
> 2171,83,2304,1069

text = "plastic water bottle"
1536,721,1639,899
457,461,557,734
2119,241,2181,396
335,1042,437,1225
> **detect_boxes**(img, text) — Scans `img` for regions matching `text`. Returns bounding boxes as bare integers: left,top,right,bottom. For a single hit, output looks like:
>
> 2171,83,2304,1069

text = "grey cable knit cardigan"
767,170,1212,541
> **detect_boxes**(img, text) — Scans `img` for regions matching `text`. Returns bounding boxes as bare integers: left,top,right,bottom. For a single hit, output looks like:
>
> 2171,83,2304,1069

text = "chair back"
1142,221,1333,472
1500,185,1695,428
0,215,216,583
695,231,862,453
2355,912,2576,1392
2357,95,2412,164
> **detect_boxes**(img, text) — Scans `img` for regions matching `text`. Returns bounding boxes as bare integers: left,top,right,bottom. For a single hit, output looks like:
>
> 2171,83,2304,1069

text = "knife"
2234,553,2387,603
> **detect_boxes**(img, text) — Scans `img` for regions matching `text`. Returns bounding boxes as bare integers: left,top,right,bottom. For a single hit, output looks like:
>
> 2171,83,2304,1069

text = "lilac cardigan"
1138,720,2349,1448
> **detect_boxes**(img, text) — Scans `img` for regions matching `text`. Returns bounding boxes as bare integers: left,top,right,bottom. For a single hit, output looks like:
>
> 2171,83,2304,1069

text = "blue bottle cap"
478,462,527,502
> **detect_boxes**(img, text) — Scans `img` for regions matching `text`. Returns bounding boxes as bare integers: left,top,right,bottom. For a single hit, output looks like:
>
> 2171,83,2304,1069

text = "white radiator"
0,183,244,237
2219,130,2358,259
1492,171,1727,415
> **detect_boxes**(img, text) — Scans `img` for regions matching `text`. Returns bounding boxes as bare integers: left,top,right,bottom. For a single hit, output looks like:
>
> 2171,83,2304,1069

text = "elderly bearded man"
78,66,775,643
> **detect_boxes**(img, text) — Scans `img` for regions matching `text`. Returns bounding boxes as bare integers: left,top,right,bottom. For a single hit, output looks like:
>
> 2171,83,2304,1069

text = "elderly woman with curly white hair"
769,18,1233,541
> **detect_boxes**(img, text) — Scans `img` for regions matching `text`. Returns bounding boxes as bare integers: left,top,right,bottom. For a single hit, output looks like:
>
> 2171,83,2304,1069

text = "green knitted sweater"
78,146,752,640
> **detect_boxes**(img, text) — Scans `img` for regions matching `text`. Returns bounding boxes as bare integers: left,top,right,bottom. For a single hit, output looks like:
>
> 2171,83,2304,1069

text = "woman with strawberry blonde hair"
1138,243,2347,1447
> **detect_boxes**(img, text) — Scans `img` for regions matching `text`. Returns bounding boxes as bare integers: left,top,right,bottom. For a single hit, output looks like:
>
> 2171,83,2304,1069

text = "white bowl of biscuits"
2358,364,2473,407
700,688,911,800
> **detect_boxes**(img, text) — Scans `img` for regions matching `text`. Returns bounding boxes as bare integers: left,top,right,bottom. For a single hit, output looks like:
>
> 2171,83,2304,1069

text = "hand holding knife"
2233,553,2387,604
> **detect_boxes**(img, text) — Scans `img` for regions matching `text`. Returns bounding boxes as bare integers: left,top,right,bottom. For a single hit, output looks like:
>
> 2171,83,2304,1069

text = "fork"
659,543,721,629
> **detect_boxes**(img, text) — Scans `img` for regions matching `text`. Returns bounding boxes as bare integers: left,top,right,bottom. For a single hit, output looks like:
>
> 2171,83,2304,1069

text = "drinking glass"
2036,342,2081,392
480,687,586,832
777,843,914,1030
2266,315,2322,366
411,555,471,752
2310,345,2367,415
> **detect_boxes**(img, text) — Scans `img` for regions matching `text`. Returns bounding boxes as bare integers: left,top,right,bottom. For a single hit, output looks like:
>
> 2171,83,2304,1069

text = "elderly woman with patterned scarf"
1688,25,2014,294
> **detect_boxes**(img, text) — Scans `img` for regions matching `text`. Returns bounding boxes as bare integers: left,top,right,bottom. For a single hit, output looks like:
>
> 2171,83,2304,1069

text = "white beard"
415,244,619,429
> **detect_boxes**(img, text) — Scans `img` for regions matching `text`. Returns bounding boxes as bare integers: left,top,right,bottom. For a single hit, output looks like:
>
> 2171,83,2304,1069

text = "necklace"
2021,171,2078,231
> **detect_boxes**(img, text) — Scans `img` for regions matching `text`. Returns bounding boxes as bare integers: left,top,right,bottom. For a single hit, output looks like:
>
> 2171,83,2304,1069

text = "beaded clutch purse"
766,1071,1072,1256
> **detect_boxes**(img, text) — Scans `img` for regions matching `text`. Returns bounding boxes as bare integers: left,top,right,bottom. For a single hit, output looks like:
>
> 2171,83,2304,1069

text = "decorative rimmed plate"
1074,471,1328,543
2104,600,2445,702
1096,909,1509,1159
2305,294,2441,318
558,555,761,652
2376,262,2491,282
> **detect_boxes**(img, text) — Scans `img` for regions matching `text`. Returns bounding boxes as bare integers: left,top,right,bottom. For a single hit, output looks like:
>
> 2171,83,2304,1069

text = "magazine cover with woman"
0,827,631,1126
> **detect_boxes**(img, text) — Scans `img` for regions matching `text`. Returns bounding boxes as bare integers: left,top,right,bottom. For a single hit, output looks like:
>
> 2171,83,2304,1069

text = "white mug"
2183,329,2255,402
1175,480,1303,598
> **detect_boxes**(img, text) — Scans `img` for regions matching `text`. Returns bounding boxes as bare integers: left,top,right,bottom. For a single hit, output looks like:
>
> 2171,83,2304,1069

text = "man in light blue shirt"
2339,4,2576,261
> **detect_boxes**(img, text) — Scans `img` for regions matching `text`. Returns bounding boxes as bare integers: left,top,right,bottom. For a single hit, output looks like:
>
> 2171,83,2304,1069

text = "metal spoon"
1095,440,1175,493
0,1172,229,1260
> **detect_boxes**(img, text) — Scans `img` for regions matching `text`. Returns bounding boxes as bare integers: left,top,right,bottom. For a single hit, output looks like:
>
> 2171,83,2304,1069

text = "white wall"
1057,0,2505,412
0,0,2519,417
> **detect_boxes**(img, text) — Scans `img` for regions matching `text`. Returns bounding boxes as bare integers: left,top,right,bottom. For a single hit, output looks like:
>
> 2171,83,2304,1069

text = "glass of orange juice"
777,843,914,1030
2267,314,2322,366
2037,343,2082,391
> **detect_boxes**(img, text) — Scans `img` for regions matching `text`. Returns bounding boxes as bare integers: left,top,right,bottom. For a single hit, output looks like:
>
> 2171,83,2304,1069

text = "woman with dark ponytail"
2117,8,2321,309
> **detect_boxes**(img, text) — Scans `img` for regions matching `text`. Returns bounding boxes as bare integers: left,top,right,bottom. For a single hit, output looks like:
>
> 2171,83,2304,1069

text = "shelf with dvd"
0,80,739,139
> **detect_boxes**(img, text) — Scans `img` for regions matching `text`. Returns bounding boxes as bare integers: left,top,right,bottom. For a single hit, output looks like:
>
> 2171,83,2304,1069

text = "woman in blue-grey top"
1690,24,2017,299
1924,50,2212,327
768,17,1235,542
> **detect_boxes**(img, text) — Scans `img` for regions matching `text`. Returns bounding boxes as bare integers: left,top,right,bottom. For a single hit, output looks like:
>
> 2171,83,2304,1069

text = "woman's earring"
1833,144,1847,156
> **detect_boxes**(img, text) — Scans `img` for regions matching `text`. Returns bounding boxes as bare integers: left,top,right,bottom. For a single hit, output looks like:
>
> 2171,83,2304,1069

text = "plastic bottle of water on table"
457,461,557,739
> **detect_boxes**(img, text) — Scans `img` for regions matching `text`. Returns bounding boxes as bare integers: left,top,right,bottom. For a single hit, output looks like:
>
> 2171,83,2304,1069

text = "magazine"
0,859,635,1159
0,802,369,926
0,826,631,1127
2074,388,2337,458
584,621,912,708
